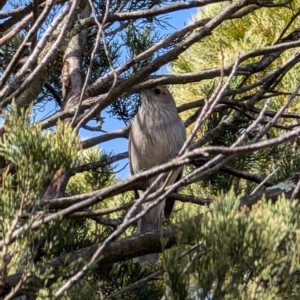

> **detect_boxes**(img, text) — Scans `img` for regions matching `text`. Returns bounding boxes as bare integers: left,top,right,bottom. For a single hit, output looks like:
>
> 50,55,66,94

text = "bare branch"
70,152,128,175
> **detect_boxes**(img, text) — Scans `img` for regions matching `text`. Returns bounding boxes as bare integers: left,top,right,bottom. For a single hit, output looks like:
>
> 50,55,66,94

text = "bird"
129,85,186,265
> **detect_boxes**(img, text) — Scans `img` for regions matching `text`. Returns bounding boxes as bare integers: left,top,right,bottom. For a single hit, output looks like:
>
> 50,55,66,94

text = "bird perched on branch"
129,85,186,265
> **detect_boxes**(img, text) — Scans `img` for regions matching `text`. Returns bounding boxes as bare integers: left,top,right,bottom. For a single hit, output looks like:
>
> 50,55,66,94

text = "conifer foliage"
2,0,300,299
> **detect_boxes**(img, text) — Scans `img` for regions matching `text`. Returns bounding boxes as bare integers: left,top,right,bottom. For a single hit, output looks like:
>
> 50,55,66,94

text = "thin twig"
251,168,278,195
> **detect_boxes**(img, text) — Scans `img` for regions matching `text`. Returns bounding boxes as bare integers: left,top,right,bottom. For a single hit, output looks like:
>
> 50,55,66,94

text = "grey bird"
129,86,186,265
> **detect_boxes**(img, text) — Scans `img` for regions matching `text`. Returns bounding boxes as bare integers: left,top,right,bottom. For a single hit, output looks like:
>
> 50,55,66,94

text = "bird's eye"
154,88,161,95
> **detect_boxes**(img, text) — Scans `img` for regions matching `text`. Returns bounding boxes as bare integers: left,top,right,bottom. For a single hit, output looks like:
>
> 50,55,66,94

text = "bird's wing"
128,131,139,201
164,120,186,218
164,168,182,218
128,132,134,175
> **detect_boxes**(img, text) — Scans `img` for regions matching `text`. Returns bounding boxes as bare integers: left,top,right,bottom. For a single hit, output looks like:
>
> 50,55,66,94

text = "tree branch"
3,214,203,297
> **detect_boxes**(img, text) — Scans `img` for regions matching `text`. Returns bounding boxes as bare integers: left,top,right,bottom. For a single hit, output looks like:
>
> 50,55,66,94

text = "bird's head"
141,86,176,109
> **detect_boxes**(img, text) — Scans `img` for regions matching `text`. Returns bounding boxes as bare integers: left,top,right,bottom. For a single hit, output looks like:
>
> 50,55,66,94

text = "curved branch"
70,152,128,174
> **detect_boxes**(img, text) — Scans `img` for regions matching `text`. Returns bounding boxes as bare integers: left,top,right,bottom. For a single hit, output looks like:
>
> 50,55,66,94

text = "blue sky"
91,8,197,179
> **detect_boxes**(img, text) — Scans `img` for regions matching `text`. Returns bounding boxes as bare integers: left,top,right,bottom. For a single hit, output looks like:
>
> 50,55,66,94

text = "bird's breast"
130,108,185,172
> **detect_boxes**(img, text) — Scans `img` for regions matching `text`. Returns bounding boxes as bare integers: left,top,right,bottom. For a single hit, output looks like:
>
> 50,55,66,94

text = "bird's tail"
133,210,162,266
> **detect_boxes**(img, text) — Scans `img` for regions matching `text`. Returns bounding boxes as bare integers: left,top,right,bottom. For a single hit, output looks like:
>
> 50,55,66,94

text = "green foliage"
170,1,300,199
0,102,80,218
0,102,81,297
87,40,120,83
67,147,115,194
163,192,300,299
166,6,300,298
60,263,164,300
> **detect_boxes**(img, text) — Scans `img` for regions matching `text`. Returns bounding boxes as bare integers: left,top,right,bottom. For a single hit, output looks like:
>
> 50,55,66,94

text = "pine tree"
2,0,300,299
